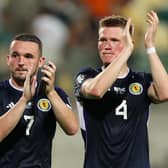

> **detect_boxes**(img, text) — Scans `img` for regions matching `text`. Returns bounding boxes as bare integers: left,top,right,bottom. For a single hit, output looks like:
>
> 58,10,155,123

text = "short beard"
12,76,25,87
104,63,110,68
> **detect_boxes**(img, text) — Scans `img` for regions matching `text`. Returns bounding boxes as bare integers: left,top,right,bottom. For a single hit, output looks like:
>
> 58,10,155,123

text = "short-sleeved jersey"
74,67,152,168
0,79,71,168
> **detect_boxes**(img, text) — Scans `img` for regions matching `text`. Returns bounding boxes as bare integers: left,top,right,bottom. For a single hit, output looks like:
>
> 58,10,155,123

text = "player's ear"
39,56,46,67
6,55,10,66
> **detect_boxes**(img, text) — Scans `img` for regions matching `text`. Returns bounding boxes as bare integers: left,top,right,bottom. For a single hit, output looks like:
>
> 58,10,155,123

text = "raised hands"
23,70,36,102
145,10,159,48
40,61,56,95
122,17,134,54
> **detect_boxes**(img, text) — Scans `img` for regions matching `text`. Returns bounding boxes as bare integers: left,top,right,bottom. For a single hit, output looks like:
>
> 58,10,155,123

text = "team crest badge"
129,82,143,95
37,98,51,112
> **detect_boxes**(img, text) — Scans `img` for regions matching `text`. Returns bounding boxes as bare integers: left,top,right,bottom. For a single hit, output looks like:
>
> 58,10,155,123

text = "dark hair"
99,15,134,36
12,33,42,56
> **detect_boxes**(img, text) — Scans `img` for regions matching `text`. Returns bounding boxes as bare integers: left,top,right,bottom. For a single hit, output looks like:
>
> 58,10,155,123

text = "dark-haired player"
0,33,78,167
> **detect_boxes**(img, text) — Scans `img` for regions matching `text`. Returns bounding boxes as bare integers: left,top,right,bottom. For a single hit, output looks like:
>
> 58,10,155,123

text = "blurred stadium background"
0,0,168,167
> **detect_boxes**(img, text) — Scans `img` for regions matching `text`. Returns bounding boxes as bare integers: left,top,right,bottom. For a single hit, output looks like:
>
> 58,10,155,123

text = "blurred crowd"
0,0,168,167
0,0,168,96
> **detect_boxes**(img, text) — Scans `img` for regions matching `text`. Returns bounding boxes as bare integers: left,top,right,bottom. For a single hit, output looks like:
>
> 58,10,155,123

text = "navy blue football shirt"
74,67,152,168
0,79,71,168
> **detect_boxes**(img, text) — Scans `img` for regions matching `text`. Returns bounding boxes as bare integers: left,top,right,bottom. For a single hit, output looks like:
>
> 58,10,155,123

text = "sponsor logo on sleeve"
76,74,85,84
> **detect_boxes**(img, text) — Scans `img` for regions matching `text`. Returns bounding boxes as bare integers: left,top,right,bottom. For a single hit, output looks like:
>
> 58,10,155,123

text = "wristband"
146,47,156,54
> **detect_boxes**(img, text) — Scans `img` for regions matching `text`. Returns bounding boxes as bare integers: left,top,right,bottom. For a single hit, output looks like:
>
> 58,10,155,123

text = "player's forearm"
47,90,78,135
148,52,168,100
82,47,132,98
0,96,27,142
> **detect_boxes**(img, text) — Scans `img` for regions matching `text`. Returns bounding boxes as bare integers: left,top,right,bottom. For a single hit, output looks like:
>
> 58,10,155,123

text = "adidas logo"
6,102,15,109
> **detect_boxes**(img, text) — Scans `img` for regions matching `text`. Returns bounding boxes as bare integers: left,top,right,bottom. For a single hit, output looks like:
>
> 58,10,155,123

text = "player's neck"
118,66,129,79
9,78,24,90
